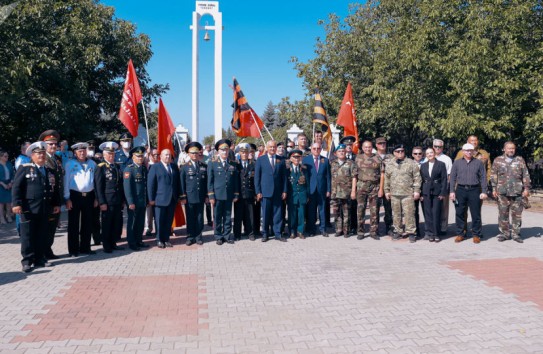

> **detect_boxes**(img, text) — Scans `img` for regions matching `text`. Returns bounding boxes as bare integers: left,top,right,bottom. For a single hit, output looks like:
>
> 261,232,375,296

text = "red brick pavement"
447,257,543,310
12,275,208,343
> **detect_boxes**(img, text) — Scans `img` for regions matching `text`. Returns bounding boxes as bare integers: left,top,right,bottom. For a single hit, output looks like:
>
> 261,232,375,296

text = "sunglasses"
291,155,301,158
46,143,58,146
433,145,443,148
394,150,405,153
412,152,422,155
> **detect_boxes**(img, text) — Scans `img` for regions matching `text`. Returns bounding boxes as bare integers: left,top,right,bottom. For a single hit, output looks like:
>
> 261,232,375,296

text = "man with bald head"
255,140,288,242
147,149,181,248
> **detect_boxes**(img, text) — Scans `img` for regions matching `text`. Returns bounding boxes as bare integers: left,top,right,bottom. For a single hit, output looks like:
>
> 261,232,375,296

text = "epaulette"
98,162,107,167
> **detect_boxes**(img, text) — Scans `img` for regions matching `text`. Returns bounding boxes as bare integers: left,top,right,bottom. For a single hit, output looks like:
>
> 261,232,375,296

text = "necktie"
167,165,172,175
39,166,46,176
315,157,319,171
244,162,247,169
271,156,275,170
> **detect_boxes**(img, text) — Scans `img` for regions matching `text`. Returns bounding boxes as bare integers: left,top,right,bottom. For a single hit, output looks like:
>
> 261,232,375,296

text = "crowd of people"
4,129,532,273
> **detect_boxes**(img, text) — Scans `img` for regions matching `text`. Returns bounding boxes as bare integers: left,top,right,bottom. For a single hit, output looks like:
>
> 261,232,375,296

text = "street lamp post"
190,1,223,143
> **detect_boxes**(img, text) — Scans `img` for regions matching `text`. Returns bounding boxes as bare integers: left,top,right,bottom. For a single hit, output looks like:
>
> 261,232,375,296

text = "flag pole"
249,109,268,146
140,101,151,148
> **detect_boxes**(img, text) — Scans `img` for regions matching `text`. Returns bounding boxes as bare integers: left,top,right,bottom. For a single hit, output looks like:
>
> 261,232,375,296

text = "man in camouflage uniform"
330,144,357,237
355,140,383,240
341,136,358,235
490,141,531,243
375,137,393,235
384,144,422,243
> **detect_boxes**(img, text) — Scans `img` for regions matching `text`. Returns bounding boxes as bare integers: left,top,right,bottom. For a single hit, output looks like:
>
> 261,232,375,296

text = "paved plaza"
1,202,543,353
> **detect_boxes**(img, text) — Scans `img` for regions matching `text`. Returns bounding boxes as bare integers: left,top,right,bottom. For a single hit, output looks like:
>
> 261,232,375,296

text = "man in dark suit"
12,142,61,272
420,147,448,242
207,139,240,245
39,129,63,259
234,143,255,241
302,142,331,236
147,149,181,248
180,142,207,246
94,142,125,253
255,140,287,242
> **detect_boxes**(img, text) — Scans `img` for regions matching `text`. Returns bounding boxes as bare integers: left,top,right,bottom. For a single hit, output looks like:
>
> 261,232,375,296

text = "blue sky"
101,1,354,140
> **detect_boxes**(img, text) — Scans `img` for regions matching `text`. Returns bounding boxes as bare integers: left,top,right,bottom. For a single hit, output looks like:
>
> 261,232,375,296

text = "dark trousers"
205,201,212,225
454,186,482,237
325,196,332,227
213,199,233,240
100,204,122,252
307,191,326,234
422,195,442,237
261,196,283,238
127,206,146,247
378,196,393,232
46,212,60,257
155,200,176,242
91,205,101,245
288,200,305,234
234,198,254,238
254,200,262,235
186,202,204,242
68,190,95,254
20,211,48,266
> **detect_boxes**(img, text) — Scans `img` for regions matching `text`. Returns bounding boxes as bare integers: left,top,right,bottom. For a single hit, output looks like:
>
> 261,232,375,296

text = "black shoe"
249,235,255,241
392,233,401,240
103,249,113,254
370,233,379,240
69,253,79,257
129,246,140,251
513,237,523,243
335,233,342,237
276,237,287,242
261,236,268,242
22,264,32,273
164,242,173,247
409,235,416,243
497,235,508,242
35,261,53,268
157,241,165,248
138,243,150,248
46,253,60,260
322,231,329,237
344,234,350,238
186,239,195,246
145,230,153,236
227,239,235,244
434,236,441,243
216,239,224,245
196,240,203,245
112,245,125,251
80,250,96,255
357,234,364,240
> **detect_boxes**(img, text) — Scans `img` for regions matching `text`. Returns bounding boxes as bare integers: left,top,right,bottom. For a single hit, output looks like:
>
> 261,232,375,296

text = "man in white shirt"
432,139,452,235
64,142,97,256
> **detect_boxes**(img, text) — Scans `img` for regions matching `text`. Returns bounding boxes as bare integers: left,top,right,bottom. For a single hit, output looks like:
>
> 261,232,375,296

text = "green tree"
292,0,543,158
0,0,168,156
261,101,277,130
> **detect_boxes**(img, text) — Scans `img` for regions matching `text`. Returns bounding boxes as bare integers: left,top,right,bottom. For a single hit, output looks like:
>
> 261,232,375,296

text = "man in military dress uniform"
384,144,422,243
355,140,384,240
12,142,61,272
39,129,63,259
94,142,125,253
286,149,309,238
64,142,97,256
123,146,150,251
249,143,261,236
115,133,133,170
330,144,357,237
341,136,358,235
491,141,531,243
207,139,240,245
180,142,207,246
234,143,255,241
375,137,393,235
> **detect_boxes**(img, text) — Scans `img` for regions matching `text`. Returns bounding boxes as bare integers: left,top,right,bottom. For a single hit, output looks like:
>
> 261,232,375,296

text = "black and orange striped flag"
313,89,333,152
231,78,264,138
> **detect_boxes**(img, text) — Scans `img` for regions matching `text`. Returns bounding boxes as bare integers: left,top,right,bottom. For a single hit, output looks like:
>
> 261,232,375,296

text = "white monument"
190,1,222,142
286,124,304,144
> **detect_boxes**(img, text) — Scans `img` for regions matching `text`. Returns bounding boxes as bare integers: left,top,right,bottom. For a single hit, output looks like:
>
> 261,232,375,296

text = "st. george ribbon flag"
230,78,264,138
313,89,333,153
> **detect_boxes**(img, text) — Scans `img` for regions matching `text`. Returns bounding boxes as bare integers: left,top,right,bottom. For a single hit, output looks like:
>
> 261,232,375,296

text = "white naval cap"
71,142,89,151
99,141,119,153
237,143,251,151
25,141,47,157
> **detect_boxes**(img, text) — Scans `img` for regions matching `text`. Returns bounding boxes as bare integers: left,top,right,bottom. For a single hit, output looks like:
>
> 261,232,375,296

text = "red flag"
336,82,359,154
156,98,185,228
118,59,143,137
231,78,264,138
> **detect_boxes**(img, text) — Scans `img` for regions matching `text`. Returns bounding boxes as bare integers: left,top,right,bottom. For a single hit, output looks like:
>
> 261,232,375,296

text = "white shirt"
64,158,97,199
428,161,434,176
435,153,452,175
268,154,276,167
